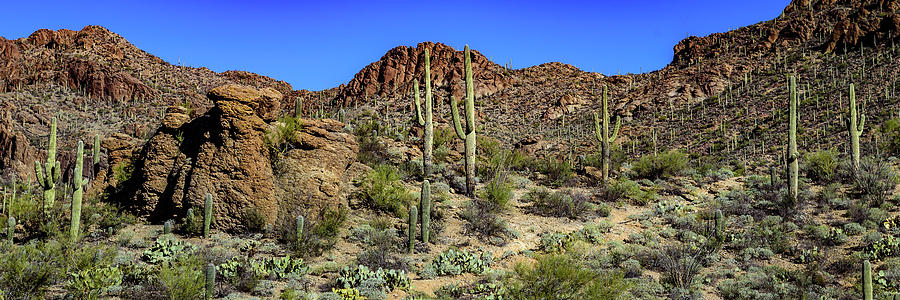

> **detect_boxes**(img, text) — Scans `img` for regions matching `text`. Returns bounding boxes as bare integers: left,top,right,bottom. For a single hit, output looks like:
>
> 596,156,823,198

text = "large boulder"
126,84,360,232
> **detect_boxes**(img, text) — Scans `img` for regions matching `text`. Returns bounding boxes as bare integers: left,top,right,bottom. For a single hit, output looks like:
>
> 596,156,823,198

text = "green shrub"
291,206,347,257
460,200,513,246
505,253,631,300
852,159,898,206
603,179,657,205
881,118,900,156
157,254,206,300
803,149,839,183
478,173,513,212
0,241,64,298
633,150,687,180
241,207,268,233
265,116,303,157
349,223,406,271
535,157,575,186
358,165,413,218
524,187,591,219
420,249,493,279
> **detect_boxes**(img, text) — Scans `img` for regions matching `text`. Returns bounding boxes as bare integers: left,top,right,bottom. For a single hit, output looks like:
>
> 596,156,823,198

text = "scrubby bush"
156,254,206,300
535,156,575,186
633,150,687,180
803,149,839,183
851,159,897,206
349,221,407,271
478,172,513,212
505,253,631,300
524,187,591,219
358,164,413,218
601,179,657,205
881,118,900,157
291,207,347,257
460,199,513,245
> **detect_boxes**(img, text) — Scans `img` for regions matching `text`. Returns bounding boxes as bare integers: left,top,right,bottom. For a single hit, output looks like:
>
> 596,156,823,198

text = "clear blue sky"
0,0,788,91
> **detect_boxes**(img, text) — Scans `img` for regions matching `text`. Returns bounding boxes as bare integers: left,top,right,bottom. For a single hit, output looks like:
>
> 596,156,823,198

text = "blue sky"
0,0,788,91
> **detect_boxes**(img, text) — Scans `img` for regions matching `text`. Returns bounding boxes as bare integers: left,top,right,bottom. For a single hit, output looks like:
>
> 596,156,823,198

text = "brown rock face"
0,118,37,176
126,84,359,231
337,42,509,104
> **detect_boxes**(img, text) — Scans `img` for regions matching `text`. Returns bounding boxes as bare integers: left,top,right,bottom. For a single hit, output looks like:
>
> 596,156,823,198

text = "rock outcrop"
337,42,509,104
126,84,360,231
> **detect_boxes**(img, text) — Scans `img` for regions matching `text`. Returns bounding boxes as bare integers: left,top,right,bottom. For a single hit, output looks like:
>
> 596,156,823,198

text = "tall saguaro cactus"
205,263,216,300
70,141,84,240
863,260,873,300
35,117,60,212
420,180,431,244
450,45,477,197
203,193,213,238
848,83,865,171
593,85,621,182
408,205,418,253
787,75,799,203
92,134,101,177
413,48,435,177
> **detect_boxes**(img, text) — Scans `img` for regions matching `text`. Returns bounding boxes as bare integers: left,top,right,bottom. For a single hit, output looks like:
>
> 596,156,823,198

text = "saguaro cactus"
848,83,865,171
163,220,173,235
408,205,418,253
414,49,435,178
92,134,101,177
863,260,873,300
450,45,478,197
787,75,799,203
420,180,431,244
186,208,195,233
203,193,213,238
35,117,60,212
714,209,724,241
295,215,304,243
205,263,216,300
70,141,84,240
593,85,621,182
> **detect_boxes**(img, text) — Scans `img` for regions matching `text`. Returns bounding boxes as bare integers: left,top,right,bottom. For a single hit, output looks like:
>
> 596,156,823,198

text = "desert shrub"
460,200,513,245
349,222,407,271
81,201,137,236
583,144,627,174
806,225,848,246
265,116,303,157
852,159,898,206
881,118,900,156
602,179,657,205
0,241,65,298
420,249,493,279
335,265,410,295
803,149,839,183
866,235,900,260
535,156,575,186
354,119,391,165
358,164,413,218
242,207,268,233
633,150,687,180
659,243,718,299
477,172,513,212
505,253,631,300
291,207,347,257
524,187,591,219
717,265,807,299
843,222,865,236
538,226,606,253
157,254,206,300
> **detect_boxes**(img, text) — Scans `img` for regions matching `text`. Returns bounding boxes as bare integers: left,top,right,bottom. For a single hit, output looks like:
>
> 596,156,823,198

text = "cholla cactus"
35,117,60,212
450,45,478,197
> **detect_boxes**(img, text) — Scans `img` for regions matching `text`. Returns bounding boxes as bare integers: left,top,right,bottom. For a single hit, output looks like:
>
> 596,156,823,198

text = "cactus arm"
858,113,865,133
593,112,602,142
414,79,424,126
450,96,466,139
609,116,621,142
464,45,475,134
